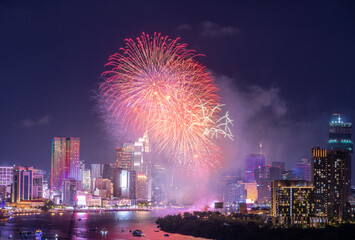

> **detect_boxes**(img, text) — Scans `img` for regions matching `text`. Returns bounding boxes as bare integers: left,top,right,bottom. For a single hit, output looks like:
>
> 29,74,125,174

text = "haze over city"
0,1,355,240
1,1,355,182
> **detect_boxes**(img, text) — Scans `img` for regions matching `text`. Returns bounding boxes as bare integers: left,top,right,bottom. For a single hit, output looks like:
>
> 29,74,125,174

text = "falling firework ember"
100,32,233,174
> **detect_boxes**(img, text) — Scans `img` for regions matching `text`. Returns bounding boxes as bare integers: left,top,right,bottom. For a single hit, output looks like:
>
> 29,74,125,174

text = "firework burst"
100,32,232,174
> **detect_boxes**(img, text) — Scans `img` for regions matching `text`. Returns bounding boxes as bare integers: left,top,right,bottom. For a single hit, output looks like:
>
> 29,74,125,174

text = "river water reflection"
0,210,208,240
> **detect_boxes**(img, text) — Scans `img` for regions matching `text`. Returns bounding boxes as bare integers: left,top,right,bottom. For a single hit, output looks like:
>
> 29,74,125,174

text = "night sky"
1,1,354,181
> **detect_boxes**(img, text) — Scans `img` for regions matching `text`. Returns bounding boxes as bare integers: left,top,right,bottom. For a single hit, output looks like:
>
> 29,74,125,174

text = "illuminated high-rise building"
271,161,285,171
152,164,168,206
226,180,246,204
242,181,258,204
295,159,312,181
328,114,353,153
245,153,265,182
271,180,314,224
312,147,351,219
136,172,148,202
81,169,91,191
254,165,281,203
12,166,34,202
112,168,136,202
62,178,81,206
0,166,13,187
115,143,134,170
51,137,80,192
91,164,101,180
33,169,43,199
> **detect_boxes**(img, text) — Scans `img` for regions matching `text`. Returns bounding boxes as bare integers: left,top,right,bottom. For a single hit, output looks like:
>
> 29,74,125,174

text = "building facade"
245,154,265,182
12,166,33,203
32,169,43,199
295,159,312,181
328,115,353,153
62,179,81,206
271,180,314,225
91,164,102,180
312,147,351,219
254,165,281,203
51,137,80,192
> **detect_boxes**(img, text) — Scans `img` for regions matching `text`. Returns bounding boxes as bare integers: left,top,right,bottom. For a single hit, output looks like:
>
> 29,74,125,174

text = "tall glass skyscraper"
245,153,265,182
328,114,353,153
51,137,80,192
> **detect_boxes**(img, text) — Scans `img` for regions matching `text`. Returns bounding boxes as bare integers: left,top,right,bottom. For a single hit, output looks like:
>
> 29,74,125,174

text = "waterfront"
0,211,208,240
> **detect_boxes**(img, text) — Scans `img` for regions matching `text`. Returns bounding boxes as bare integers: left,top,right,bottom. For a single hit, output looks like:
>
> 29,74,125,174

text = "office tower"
136,172,148,202
91,164,102,179
242,181,258,204
112,168,136,201
102,164,116,182
271,161,285,171
254,165,281,203
32,169,43,199
133,134,152,201
93,178,112,199
82,169,91,191
271,180,314,224
115,144,134,170
51,137,80,192
133,134,151,174
281,170,296,180
12,166,33,202
78,160,85,184
225,180,246,204
0,166,13,187
245,154,265,182
312,147,350,219
328,114,353,153
295,159,312,181
62,179,81,206
152,165,168,206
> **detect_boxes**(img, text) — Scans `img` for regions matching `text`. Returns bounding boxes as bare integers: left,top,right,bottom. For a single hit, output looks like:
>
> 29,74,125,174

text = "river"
0,210,208,240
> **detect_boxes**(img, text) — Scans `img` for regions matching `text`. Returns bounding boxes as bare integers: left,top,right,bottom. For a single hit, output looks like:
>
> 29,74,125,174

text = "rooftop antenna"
333,113,342,123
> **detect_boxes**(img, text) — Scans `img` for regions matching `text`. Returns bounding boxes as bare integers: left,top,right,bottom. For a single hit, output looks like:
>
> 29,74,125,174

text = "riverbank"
156,212,355,240
0,211,208,240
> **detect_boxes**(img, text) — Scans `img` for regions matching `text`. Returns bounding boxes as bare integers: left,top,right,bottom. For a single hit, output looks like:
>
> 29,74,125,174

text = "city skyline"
1,2,355,181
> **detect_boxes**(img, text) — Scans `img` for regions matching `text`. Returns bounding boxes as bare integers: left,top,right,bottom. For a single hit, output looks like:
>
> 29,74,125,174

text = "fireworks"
100,33,232,174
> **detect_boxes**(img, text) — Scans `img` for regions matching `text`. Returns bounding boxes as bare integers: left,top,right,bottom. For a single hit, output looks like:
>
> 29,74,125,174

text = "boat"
164,233,170,237
35,229,43,238
132,229,145,237
0,209,10,219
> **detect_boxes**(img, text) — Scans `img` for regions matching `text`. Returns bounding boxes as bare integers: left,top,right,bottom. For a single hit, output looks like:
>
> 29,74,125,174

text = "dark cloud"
15,115,52,127
176,21,240,37
176,24,192,31
201,21,240,37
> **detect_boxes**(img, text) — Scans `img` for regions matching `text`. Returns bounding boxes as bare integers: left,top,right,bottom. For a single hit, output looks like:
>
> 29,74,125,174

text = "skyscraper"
32,169,43,199
51,137,80,192
91,164,102,180
312,147,351,219
62,179,81,206
245,153,265,182
0,166,13,186
136,172,148,202
295,159,312,181
271,180,314,225
81,169,91,191
254,165,281,203
12,166,33,203
328,114,353,153
115,144,134,170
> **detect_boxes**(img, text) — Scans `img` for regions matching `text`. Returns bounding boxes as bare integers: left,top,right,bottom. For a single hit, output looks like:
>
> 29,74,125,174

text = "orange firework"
100,33,232,174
